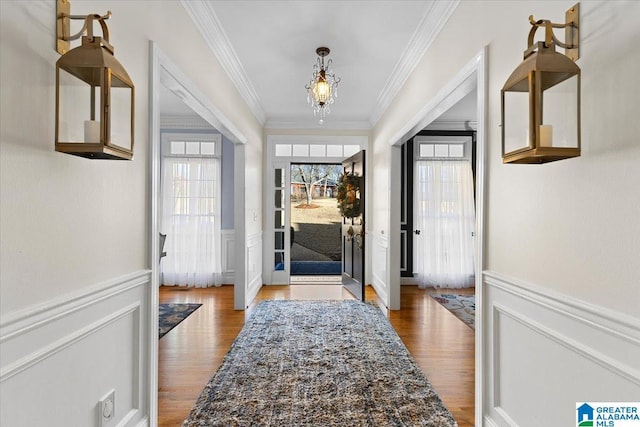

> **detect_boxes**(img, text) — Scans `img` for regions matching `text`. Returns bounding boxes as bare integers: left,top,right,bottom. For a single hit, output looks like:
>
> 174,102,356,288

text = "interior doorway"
389,47,487,427
149,41,249,422
290,163,342,283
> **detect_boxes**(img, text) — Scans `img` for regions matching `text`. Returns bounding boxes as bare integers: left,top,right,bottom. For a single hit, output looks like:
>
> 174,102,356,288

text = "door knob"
414,230,421,235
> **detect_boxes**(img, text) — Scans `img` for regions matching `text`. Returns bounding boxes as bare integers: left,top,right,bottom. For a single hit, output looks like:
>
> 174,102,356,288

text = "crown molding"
265,119,372,131
369,0,461,127
180,1,266,125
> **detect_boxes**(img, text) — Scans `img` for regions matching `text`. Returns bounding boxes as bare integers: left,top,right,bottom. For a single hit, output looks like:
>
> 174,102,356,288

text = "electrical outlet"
98,389,115,427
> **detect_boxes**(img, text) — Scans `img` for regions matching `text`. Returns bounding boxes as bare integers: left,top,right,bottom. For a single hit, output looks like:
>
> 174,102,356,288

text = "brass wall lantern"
501,3,580,164
55,0,134,160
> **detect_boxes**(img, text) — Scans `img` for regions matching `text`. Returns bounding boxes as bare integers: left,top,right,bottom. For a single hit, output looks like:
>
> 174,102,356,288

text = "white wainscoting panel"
221,229,235,284
246,232,263,307
483,271,640,427
0,270,151,427
371,232,389,305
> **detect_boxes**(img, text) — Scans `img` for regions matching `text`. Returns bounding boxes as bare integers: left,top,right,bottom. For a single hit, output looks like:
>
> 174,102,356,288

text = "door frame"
148,41,247,421
388,46,488,427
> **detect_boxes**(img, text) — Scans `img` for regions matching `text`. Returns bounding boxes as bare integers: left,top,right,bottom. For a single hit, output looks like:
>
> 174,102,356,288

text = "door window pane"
275,144,292,157
309,145,326,157
274,252,285,270
275,210,284,229
275,168,283,187
275,231,285,250
292,144,309,157
326,145,343,157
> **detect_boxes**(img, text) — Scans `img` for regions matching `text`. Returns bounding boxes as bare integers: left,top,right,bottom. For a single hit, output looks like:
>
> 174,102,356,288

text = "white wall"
371,0,640,424
0,1,262,425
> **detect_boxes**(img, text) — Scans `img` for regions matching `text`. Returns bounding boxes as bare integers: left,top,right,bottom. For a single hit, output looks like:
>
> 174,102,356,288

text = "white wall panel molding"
0,271,150,426
483,270,640,426
0,270,151,341
221,229,235,284
1,302,140,382
371,232,389,305
484,271,640,346
246,232,263,307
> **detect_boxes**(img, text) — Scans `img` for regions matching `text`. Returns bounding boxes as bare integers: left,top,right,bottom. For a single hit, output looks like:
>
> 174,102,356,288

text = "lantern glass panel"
541,73,579,148
109,73,133,152
503,79,530,154
58,68,101,144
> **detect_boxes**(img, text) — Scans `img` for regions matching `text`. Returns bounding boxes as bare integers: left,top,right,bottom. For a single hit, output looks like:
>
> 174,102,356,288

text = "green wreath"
336,172,361,218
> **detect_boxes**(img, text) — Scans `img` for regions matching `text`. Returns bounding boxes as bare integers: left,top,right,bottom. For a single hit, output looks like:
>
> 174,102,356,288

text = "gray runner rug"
183,300,458,426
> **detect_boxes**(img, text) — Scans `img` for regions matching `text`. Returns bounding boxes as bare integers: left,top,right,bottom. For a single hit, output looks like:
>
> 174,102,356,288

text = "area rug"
159,303,202,339
183,300,457,426
430,294,475,330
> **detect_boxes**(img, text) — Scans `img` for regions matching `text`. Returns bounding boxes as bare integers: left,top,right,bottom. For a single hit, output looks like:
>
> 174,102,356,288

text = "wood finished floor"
158,285,475,426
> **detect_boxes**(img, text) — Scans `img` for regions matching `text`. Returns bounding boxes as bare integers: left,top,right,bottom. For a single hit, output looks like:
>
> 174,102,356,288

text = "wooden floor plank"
158,285,475,426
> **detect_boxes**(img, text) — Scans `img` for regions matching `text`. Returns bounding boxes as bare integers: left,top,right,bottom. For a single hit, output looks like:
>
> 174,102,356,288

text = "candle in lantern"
539,125,553,147
84,120,100,143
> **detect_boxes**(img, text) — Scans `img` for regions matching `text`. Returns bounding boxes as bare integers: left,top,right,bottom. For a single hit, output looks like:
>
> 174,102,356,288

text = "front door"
341,150,365,300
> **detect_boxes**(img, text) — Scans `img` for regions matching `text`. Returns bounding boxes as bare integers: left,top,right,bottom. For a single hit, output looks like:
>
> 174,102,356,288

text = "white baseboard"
482,270,640,426
0,270,151,427
401,277,419,285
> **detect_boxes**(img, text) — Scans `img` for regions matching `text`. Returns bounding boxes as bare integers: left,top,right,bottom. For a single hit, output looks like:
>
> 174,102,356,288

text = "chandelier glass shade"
305,47,340,124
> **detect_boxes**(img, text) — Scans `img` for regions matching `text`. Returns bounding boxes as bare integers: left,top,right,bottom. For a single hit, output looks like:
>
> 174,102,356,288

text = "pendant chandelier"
305,47,340,124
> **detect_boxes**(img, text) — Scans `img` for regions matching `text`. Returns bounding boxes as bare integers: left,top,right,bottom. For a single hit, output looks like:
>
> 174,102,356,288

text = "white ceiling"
172,0,463,129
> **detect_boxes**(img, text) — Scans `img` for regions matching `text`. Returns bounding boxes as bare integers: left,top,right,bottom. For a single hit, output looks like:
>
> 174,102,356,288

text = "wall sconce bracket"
565,3,580,61
57,0,112,55
56,0,70,54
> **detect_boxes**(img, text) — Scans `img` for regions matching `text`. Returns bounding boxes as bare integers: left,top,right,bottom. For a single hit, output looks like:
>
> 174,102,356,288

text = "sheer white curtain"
414,160,475,288
161,157,221,287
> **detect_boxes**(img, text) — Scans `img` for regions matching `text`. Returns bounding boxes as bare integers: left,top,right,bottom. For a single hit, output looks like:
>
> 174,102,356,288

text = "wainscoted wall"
371,232,389,306
0,271,152,427
246,232,263,307
482,271,640,427
221,229,235,284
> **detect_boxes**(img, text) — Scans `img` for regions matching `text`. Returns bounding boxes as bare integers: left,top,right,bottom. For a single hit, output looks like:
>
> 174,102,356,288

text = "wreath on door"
336,171,361,218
